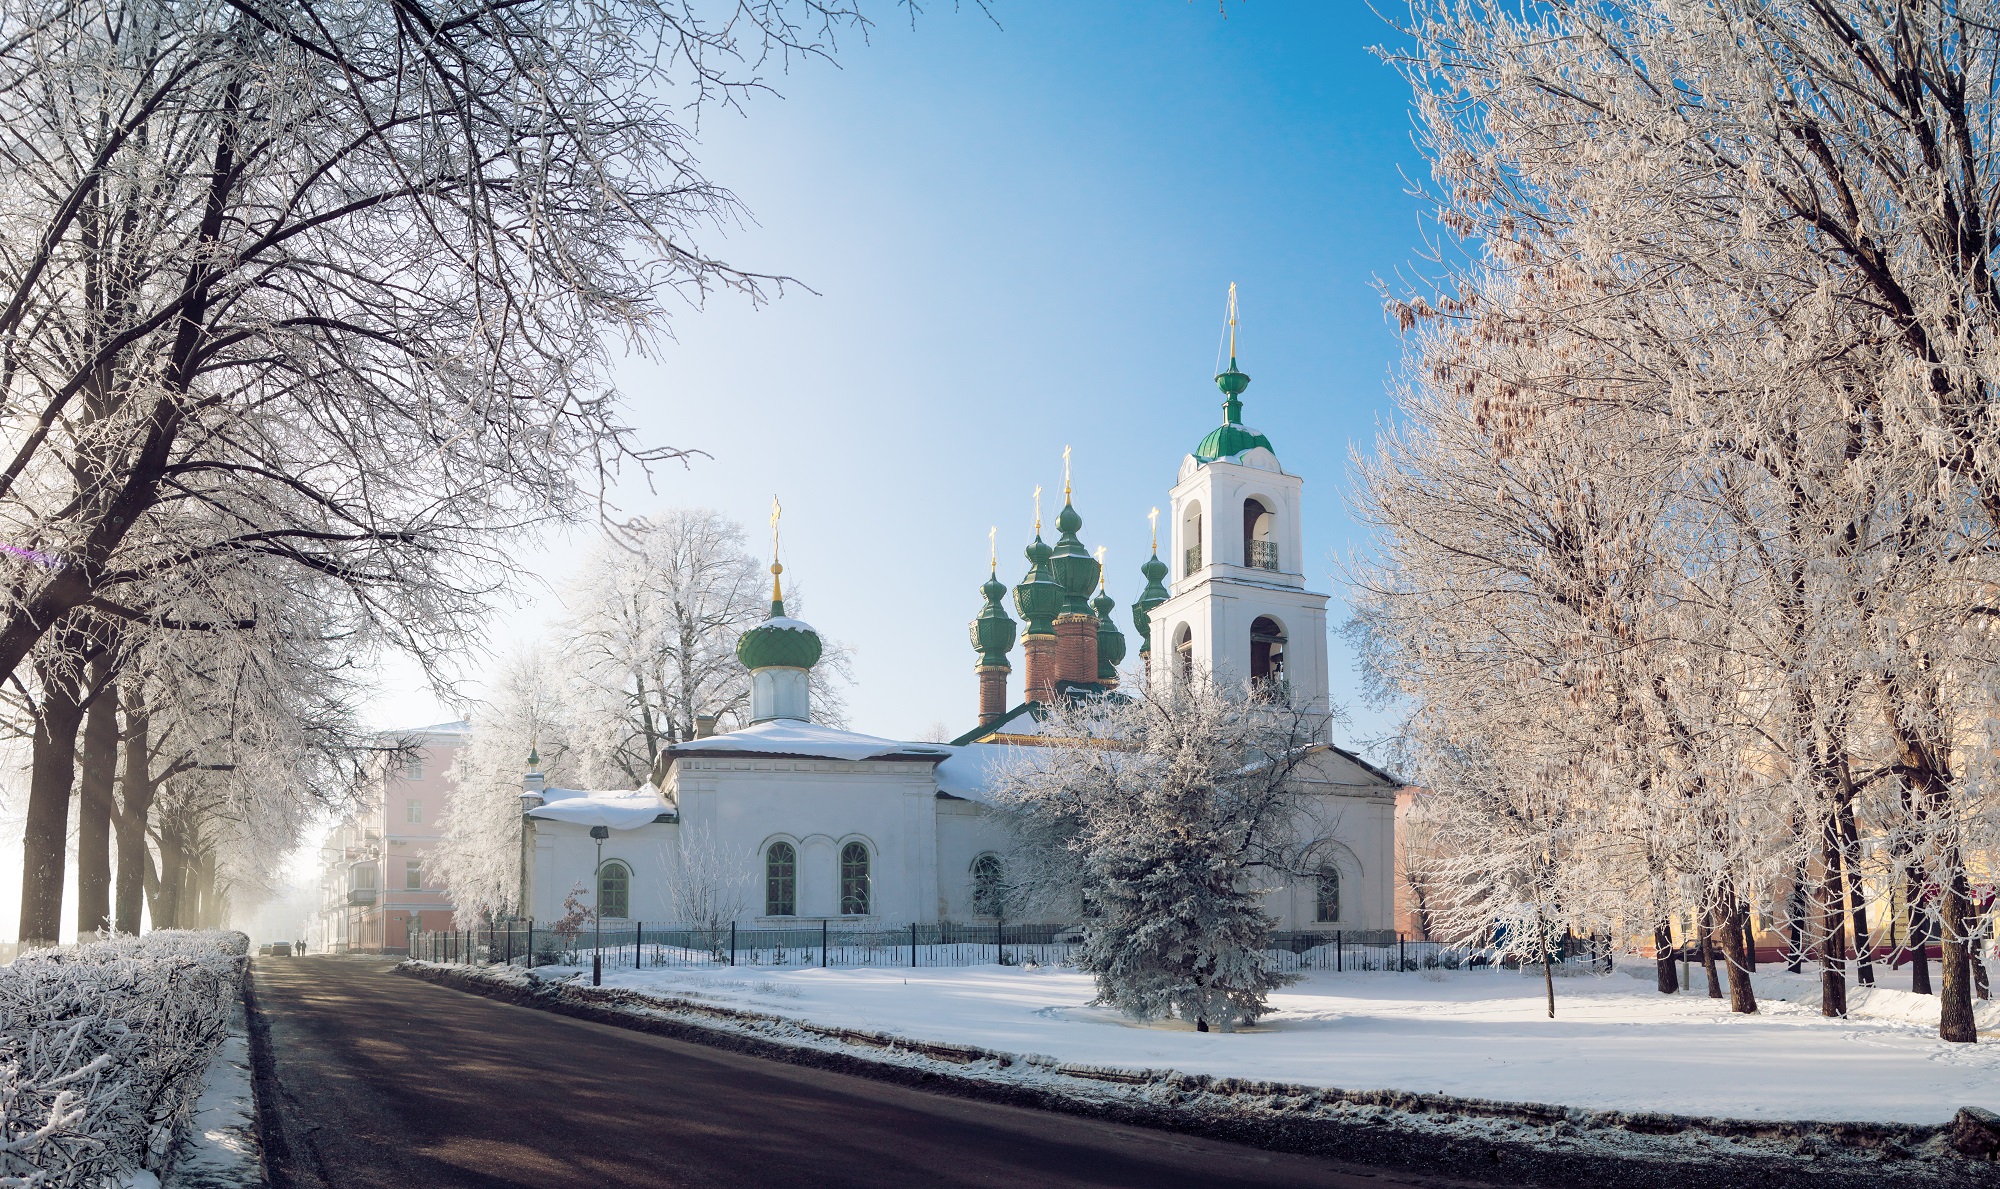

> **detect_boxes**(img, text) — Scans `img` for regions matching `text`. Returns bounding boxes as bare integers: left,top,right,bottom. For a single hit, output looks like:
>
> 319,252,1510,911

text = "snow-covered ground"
527,957,2000,1124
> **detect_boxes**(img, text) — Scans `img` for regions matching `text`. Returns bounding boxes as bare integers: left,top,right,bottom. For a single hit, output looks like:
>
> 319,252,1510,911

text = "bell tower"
1144,288,1330,719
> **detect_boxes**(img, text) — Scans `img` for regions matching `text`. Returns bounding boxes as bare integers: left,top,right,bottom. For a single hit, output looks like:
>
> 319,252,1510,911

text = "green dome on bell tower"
1194,286,1275,464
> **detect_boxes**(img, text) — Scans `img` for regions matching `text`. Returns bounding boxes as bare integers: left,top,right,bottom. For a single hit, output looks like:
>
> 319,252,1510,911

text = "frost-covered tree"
562,510,854,785
432,647,597,927
1364,0,2000,1041
991,679,1331,1032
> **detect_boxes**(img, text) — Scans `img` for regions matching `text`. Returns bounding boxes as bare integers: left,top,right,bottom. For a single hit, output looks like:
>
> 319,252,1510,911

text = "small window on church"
972,854,1005,918
766,842,796,916
599,861,631,920
1316,867,1340,923
1174,624,1194,682
1251,616,1286,684
840,842,871,916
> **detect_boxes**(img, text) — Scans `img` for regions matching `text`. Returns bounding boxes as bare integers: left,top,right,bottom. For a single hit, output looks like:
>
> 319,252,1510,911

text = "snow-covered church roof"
527,786,667,830
668,719,952,764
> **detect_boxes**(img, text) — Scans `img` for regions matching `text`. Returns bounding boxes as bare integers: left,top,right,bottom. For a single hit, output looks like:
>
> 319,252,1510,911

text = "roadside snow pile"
0,931,248,1188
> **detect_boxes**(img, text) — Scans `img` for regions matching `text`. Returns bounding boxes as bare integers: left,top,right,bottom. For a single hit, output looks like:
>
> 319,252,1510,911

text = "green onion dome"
1132,551,1170,652
736,565,823,671
1049,500,1100,616
970,571,1017,667
1012,535,1065,635
1093,587,1125,681
1194,357,1275,464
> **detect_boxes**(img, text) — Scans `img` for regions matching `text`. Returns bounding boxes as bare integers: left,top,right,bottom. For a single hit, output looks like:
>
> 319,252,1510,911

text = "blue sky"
376,0,1425,751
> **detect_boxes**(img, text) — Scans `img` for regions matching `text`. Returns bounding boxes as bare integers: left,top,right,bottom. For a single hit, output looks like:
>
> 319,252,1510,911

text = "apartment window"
354,865,377,890
405,799,422,824
405,860,422,890
405,757,424,781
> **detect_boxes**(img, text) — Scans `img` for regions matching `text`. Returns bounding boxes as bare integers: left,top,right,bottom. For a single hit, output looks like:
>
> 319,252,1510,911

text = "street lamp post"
589,825,609,986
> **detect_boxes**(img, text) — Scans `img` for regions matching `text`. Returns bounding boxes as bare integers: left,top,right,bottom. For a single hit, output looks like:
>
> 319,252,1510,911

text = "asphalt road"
251,956,1500,1189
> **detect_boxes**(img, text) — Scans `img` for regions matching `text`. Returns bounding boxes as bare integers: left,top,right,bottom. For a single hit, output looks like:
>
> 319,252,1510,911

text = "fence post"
822,919,828,968
634,922,641,970
729,921,736,967
911,921,918,968
1399,933,1406,972
527,922,535,969
1336,931,1343,973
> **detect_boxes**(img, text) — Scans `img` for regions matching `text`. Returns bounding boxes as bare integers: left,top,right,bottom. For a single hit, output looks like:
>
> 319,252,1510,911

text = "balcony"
1247,540,1279,571
347,888,377,906
1183,544,1203,576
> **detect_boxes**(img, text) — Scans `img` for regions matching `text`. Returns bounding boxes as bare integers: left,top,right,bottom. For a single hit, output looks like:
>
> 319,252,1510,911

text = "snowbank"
403,958,1999,1187
529,787,666,830
492,959,2000,1124
0,931,248,1188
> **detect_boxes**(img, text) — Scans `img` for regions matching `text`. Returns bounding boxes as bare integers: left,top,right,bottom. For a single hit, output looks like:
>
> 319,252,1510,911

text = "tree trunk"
1939,869,1978,1044
1712,895,1758,1014
1653,921,1679,994
1819,826,1849,1018
1738,903,1757,972
113,690,152,934
154,830,186,929
1786,861,1806,974
74,661,118,937
1908,872,1934,995
1837,796,1875,986
1543,949,1555,1018
1698,912,1723,999
17,645,88,947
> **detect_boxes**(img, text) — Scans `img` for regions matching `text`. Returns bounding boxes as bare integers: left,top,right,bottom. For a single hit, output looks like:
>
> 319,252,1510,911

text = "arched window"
1174,624,1194,682
1181,501,1204,577
1243,498,1277,570
840,842,871,916
1251,616,1286,683
765,842,797,916
598,860,631,920
1316,867,1340,924
971,854,1005,918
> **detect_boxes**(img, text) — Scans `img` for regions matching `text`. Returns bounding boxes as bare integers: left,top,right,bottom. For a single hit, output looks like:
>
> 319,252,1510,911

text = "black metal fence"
410,922,1479,975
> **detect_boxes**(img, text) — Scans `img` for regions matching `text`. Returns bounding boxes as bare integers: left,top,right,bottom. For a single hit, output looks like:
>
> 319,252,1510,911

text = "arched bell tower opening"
1180,500,1204,578
1243,498,1277,570
1250,616,1286,683
1174,623,1194,682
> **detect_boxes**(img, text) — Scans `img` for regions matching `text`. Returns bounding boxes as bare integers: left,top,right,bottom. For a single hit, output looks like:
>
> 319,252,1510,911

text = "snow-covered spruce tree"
991,678,1331,1032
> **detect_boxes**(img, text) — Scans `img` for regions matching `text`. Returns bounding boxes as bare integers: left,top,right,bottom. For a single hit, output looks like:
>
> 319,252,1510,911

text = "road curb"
397,961,1991,1188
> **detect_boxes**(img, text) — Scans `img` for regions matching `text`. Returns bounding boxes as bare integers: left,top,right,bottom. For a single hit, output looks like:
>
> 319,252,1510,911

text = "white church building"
518,332,1401,934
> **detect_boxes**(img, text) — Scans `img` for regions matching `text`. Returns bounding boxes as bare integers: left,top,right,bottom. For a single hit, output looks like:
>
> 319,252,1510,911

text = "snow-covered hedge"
0,930,248,1188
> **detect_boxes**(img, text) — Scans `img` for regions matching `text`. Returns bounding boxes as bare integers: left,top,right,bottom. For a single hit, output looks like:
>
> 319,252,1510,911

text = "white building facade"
519,344,1398,935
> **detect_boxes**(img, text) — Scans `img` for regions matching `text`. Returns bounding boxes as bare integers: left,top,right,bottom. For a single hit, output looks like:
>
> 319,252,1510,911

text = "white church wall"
527,818,681,924
934,798,1015,920
675,756,943,925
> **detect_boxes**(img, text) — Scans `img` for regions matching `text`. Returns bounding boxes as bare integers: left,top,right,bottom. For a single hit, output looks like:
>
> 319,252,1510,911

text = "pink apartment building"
312,721,468,953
